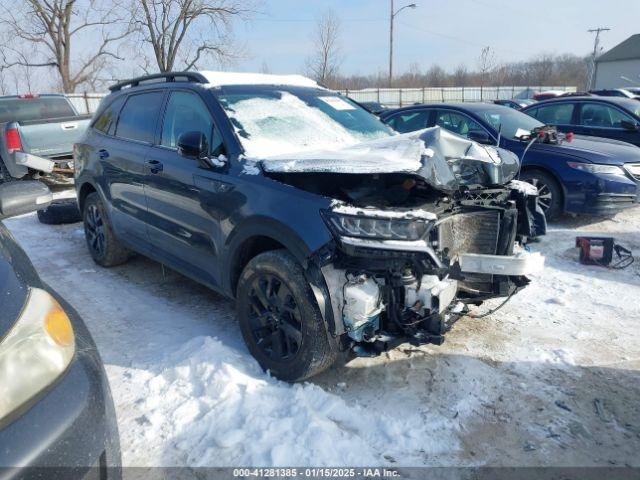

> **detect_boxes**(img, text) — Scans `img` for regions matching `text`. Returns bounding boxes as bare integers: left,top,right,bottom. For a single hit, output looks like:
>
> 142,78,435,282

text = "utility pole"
587,27,610,89
388,0,417,87
389,0,394,87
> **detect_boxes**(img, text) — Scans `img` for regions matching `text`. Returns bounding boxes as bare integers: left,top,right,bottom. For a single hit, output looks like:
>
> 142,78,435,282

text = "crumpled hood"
259,126,520,191
533,135,640,165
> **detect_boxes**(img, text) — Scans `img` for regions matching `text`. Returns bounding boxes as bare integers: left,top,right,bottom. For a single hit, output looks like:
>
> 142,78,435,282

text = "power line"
397,20,540,57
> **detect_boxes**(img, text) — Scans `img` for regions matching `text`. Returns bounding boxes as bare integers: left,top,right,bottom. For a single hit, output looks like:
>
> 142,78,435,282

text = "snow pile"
123,335,458,466
6,206,640,468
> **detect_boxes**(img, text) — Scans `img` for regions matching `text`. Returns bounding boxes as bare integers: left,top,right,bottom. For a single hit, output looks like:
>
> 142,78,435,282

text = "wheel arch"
77,181,98,213
519,164,567,209
224,217,339,336
225,217,315,297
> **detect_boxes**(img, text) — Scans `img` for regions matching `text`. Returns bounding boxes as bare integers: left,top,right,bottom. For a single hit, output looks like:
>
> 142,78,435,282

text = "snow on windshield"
218,90,392,158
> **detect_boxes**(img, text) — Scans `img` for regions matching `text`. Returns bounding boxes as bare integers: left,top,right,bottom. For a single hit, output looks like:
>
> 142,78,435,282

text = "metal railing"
66,92,107,114
65,85,578,115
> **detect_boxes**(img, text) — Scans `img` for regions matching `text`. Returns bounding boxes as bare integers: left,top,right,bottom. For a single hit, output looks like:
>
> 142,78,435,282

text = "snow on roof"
199,71,321,88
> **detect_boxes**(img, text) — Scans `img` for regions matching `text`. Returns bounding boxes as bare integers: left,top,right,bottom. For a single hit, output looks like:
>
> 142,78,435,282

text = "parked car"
589,88,640,100
0,94,90,224
74,71,545,381
357,100,390,114
532,90,566,101
493,99,536,110
380,103,639,220
521,96,640,147
0,181,120,478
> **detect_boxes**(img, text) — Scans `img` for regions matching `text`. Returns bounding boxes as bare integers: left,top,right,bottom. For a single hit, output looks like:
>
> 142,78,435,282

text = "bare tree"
424,65,447,86
305,9,342,86
259,60,271,74
130,0,250,73
478,46,496,86
0,0,132,92
452,64,468,86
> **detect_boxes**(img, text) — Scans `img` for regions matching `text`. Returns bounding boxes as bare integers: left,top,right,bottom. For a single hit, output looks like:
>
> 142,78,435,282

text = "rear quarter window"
93,96,125,136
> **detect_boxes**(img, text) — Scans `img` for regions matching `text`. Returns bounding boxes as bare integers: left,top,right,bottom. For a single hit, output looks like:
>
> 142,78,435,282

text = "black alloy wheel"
247,273,303,361
85,203,106,257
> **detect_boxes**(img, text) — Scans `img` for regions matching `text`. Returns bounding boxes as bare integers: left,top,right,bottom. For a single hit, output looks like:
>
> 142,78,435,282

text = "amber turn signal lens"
44,301,74,347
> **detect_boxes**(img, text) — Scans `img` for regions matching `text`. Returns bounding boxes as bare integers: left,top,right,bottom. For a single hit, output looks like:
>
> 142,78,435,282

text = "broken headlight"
322,211,429,241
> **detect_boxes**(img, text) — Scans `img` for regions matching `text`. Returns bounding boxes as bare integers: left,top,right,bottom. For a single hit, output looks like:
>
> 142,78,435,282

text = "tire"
237,250,339,382
0,158,16,184
37,198,82,225
520,170,563,221
82,192,130,267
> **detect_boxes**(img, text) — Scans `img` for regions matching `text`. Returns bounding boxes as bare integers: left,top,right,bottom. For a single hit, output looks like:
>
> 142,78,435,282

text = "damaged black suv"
74,71,546,381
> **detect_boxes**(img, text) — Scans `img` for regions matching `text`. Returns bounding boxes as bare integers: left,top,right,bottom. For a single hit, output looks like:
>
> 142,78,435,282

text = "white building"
594,34,640,89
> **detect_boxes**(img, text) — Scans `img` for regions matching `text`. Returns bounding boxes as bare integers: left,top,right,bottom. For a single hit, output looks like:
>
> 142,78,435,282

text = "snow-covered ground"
5,209,640,468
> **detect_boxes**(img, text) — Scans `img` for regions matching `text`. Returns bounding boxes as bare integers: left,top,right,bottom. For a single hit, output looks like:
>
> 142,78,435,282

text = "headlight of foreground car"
322,211,429,241
567,162,626,175
0,288,75,422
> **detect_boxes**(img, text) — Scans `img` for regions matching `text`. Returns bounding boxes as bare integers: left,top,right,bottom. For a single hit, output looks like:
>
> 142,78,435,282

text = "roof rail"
108,71,208,92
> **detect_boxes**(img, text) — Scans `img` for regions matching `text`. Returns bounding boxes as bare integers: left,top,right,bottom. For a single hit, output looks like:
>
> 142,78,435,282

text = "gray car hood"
259,126,520,191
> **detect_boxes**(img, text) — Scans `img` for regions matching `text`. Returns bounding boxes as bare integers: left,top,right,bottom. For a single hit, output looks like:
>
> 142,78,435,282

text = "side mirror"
468,129,493,145
0,181,52,219
177,131,209,158
620,119,639,131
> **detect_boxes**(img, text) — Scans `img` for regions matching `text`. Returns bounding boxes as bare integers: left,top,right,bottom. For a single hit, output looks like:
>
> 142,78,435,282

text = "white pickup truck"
0,94,91,186
0,94,91,223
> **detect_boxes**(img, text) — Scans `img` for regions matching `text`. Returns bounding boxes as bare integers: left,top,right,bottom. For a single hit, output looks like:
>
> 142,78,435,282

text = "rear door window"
531,103,574,125
435,110,485,138
578,103,635,128
115,91,164,143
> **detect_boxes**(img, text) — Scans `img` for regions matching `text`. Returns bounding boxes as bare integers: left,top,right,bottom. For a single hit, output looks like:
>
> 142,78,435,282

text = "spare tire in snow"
37,198,82,225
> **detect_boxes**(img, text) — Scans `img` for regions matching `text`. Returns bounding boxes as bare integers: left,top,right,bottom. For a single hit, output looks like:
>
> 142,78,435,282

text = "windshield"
476,107,544,140
0,97,76,123
215,86,393,157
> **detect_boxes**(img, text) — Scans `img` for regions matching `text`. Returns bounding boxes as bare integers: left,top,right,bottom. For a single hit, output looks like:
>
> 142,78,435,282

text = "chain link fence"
340,86,577,107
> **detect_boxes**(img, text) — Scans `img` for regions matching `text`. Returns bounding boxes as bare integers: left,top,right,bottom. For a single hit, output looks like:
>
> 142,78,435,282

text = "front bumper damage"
317,182,546,356
262,126,547,355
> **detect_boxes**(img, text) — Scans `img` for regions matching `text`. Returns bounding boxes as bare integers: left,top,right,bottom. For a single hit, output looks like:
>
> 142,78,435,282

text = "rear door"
575,102,640,146
143,89,228,288
100,90,165,247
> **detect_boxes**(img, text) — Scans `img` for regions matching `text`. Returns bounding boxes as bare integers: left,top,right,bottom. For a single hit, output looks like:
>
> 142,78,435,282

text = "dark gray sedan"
0,182,120,479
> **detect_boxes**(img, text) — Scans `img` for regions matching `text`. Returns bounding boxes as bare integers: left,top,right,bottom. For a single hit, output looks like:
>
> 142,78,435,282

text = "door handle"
145,159,163,174
98,149,109,159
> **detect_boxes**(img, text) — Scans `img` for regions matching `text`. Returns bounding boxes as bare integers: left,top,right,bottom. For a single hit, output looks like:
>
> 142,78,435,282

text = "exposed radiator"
437,211,501,259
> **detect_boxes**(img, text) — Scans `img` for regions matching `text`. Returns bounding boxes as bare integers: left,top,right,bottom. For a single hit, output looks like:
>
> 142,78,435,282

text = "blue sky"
235,0,640,75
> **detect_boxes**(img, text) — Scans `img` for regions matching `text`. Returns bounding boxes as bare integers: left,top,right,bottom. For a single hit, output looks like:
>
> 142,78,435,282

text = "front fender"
223,216,340,335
